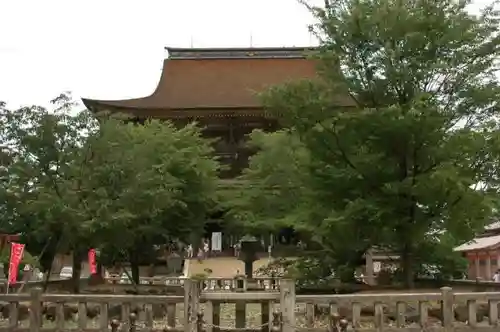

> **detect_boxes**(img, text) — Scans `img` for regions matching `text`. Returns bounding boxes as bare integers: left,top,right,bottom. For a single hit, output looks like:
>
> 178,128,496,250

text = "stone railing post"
364,249,375,285
29,288,42,332
279,279,295,332
440,287,454,332
110,319,120,332
184,279,200,332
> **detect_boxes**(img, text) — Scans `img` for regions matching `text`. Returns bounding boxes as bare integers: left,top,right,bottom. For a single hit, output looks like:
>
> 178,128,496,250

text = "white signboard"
211,232,222,251
373,261,381,273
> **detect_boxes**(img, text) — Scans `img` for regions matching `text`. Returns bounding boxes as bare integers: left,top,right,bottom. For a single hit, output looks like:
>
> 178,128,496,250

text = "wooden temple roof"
82,46,353,118
454,234,500,252
453,221,500,252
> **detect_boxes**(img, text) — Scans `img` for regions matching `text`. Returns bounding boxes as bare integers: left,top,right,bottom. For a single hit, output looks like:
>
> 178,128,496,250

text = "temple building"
82,46,352,177
82,46,352,252
454,222,500,280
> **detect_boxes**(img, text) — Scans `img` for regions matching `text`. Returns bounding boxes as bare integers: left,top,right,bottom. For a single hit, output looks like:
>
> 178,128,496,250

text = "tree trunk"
71,250,83,294
88,262,104,286
42,262,54,292
131,262,140,285
401,244,415,289
41,248,58,292
129,250,140,285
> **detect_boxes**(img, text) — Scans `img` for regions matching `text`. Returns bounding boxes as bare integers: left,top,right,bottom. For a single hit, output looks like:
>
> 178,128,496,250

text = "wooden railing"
2,279,500,331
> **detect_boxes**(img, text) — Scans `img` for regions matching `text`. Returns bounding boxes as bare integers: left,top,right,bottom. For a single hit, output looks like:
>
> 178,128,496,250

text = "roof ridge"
165,46,317,60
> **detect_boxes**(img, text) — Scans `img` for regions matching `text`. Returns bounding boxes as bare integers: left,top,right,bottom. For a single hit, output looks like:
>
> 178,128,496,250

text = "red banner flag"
88,249,97,274
8,242,25,285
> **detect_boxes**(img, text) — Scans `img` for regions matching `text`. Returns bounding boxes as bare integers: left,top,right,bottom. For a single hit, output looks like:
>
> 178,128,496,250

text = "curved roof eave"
81,46,354,112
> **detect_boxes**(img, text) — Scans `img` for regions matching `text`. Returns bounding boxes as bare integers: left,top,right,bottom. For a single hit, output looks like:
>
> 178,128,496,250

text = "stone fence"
2,279,500,331
7,274,500,295
2,276,282,294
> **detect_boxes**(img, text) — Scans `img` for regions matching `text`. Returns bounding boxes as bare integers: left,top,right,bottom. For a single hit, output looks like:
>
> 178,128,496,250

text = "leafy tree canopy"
83,116,219,280
229,0,500,287
1,94,219,288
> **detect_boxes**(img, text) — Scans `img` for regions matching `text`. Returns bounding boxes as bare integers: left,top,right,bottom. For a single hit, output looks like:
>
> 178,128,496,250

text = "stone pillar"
184,279,200,332
280,279,296,332
440,287,454,332
365,249,375,285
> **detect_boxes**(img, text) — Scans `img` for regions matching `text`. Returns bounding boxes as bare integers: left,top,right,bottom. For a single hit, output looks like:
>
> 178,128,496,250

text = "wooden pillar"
486,251,492,279
365,249,375,285
467,255,474,279
474,253,480,279
497,250,500,274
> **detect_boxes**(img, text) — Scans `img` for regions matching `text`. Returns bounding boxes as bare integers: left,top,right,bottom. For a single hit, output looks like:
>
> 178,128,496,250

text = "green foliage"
413,232,468,280
82,117,219,271
0,94,99,273
0,94,220,287
230,0,500,287
226,130,312,232
0,246,38,266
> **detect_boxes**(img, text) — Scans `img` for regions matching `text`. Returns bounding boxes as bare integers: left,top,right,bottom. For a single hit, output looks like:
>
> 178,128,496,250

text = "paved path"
186,257,273,278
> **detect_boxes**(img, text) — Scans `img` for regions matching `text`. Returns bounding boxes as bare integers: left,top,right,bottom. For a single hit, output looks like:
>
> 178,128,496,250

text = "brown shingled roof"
82,47,353,116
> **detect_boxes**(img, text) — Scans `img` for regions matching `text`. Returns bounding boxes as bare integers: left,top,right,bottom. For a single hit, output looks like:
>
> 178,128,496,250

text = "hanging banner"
88,249,97,275
8,242,25,285
211,232,222,251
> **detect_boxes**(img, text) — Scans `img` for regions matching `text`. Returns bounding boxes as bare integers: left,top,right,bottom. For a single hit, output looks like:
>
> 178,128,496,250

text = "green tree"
229,129,377,282
412,232,468,280
77,116,219,284
226,130,311,232
0,94,99,291
1,96,219,289
231,0,500,287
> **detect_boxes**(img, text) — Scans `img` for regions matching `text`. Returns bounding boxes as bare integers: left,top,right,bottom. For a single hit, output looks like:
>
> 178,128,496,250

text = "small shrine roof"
485,221,500,231
82,46,354,117
454,234,500,252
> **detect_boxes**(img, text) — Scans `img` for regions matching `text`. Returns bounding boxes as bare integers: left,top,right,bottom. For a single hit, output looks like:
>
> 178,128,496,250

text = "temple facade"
454,222,500,280
82,46,352,252
83,46,352,178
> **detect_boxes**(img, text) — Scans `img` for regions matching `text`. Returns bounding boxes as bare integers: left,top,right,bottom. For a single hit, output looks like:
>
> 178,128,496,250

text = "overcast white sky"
0,0,321,109
0,0,491,109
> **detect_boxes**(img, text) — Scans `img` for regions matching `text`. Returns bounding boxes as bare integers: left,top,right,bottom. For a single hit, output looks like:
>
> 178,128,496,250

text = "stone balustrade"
2,279,500,331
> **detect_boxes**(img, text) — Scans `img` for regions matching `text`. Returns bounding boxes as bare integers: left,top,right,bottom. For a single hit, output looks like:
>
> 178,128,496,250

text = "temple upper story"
82,46,353,119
